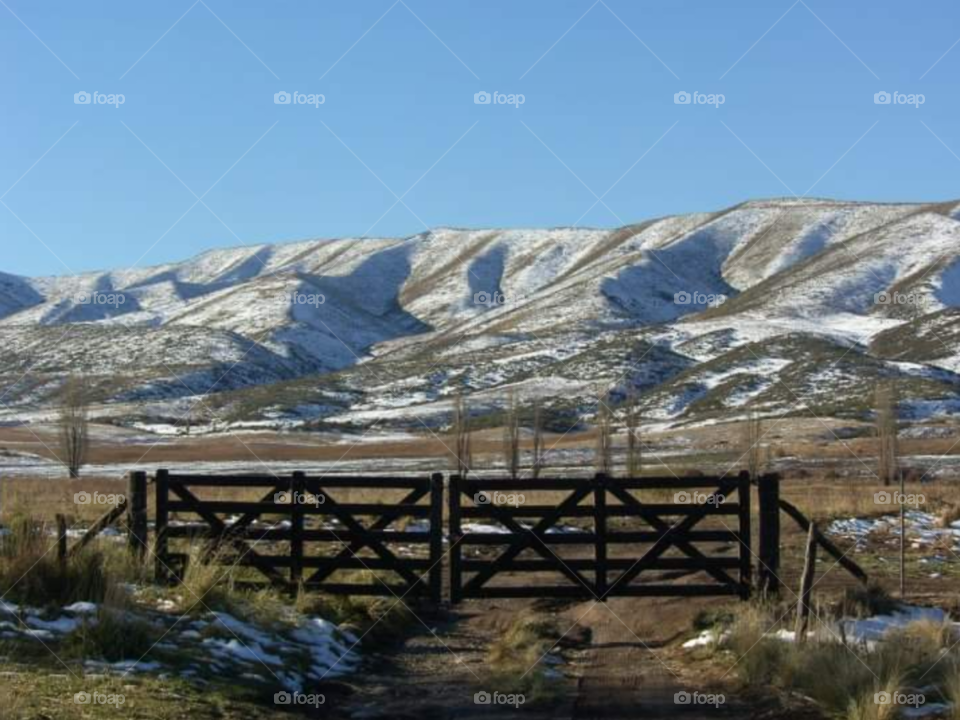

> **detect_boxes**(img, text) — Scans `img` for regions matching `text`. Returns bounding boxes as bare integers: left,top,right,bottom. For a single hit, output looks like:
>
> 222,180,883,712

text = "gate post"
154,469,170,584
127,471,148,563
594,473,608,600
757,473,781,599
429,473,444,604
737,470,752,599
448,474,462,604
291,471,306,589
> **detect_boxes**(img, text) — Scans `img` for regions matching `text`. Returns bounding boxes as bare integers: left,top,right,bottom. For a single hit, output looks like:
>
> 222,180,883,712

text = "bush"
720,600,950,717
0,516,111,607
63,584,162,662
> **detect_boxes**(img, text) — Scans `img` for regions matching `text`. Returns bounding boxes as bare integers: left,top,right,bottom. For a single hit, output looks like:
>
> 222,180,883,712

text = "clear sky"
2,0,959,277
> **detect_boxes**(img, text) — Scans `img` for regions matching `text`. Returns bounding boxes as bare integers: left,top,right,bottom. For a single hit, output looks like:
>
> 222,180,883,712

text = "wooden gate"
448,472,751,602
154,470,443,600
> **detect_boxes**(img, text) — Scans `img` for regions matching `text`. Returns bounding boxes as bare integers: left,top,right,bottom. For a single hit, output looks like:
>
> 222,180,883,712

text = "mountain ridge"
4,197,960,433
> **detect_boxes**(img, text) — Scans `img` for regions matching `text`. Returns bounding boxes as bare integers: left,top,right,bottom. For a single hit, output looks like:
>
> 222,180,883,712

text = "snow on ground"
684,603,953,652
0,599,359,690
827,511,960,555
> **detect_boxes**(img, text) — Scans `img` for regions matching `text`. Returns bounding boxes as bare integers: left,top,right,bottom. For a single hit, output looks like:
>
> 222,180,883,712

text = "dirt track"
339,595,761,720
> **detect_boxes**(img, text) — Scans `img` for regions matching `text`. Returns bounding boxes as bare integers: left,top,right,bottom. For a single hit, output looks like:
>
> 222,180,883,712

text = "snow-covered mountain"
5,197,960,432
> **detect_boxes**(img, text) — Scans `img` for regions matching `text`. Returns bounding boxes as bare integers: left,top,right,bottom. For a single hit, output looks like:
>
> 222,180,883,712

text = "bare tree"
501,390,520,479
876,381,899,487
59,375,89,479
744,411,764,480
595,394,613,476
625,392,642,479
531,400,544,479
452,394,472,478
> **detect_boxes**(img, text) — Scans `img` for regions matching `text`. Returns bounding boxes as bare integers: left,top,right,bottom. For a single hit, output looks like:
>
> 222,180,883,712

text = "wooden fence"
53,469,871,606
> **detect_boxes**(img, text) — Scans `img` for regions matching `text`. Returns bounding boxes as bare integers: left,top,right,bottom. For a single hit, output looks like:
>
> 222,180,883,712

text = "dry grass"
0,516,141,607
485,612,562,703
782,476,960,523
62,582,162,662
937,503,960,528
720,601,954,719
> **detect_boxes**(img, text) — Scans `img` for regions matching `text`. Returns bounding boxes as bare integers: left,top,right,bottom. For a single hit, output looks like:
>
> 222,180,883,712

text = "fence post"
737,470,752,599
154,469,169,584
127,471,148,563
448,474,462,604
291,471,305,590
757,473,781,599
594,473,608,600
795,521,817,642
430,473,444,604
56,514,67,571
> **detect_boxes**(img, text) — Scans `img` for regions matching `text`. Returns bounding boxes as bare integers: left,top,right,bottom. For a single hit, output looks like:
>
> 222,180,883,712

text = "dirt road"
339,596,755,720
568,600,740,719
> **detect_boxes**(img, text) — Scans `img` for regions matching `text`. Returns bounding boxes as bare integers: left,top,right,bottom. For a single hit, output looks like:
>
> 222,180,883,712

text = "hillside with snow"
4,197,960,433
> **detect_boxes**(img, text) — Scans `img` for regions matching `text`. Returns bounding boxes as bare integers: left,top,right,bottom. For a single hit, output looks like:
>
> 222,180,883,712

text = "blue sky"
2,0,959,276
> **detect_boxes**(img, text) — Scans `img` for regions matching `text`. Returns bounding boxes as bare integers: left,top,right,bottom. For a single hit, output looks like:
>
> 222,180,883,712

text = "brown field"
3,419,960,718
